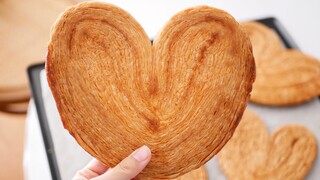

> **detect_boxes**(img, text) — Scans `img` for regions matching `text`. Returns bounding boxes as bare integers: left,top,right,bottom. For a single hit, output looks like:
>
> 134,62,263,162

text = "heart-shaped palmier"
46,2,255,178
242,21,320,106
251,50,320,106
218,109,317,180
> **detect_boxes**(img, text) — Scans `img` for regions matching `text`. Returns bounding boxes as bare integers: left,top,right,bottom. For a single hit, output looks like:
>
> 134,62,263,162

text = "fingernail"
133,145,151,162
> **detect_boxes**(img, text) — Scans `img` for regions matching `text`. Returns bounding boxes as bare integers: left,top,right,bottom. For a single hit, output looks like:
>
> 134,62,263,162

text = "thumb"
93,145,151,180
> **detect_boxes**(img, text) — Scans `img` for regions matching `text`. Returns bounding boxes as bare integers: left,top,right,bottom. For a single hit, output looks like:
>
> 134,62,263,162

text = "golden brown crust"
155,166,207,180
0,0,74,103
218,109,317,180
251,50,320,106
241,21,283,65
46,2,255,179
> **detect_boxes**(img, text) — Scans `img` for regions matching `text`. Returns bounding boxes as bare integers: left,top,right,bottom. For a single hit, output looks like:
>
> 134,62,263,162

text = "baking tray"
28,63,60,179
27,17,320,180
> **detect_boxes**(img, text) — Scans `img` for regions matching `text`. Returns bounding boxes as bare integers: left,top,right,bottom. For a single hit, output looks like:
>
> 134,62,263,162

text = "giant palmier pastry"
46,2,255,178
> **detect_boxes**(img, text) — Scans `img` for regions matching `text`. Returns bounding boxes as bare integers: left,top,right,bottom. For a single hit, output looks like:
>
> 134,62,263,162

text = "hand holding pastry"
73,146,151,180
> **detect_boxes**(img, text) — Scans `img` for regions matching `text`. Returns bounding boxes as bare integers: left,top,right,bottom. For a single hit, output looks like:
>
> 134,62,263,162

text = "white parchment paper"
40,70,320,179
40,71,92,180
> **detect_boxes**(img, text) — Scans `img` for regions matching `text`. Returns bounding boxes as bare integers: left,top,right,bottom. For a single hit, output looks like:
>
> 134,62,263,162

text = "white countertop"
100,0,320,59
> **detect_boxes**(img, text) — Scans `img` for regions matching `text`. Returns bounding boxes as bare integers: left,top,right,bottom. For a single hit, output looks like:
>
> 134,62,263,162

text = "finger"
93,145,151,180
73,158,109,180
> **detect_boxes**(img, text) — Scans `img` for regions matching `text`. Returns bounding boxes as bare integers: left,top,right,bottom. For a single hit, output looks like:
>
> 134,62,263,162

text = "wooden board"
0,0,75,103
0,111,26,180
0,100,29,114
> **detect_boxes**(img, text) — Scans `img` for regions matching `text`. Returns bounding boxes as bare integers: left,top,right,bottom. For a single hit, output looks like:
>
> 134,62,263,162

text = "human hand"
73,145,151,180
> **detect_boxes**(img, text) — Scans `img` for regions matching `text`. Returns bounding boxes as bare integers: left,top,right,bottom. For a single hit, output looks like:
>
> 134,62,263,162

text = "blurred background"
0,0,319,179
